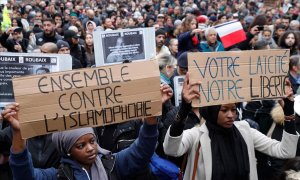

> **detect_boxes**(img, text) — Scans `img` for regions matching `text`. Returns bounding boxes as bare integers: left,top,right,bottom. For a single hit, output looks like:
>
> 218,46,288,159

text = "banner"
188,50,290,107
0,53,72,110
13,60,162,138
93,27,156,66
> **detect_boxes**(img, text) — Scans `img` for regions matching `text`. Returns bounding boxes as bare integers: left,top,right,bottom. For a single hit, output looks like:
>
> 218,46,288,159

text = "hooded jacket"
164,120,299,180
9,123,158,180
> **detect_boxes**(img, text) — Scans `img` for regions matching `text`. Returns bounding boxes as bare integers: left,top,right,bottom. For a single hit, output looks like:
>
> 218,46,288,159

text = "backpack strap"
192,142,201,180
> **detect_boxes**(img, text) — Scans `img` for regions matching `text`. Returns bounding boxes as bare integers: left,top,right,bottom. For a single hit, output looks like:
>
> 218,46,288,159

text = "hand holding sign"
2,103,26,154
160,84,173,104
1,103,20,131
182,72,201,104
285,79,294,101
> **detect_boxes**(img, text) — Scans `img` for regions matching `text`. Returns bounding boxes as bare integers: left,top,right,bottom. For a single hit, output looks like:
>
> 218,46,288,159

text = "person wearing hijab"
163,73,299,180
2,102,164,179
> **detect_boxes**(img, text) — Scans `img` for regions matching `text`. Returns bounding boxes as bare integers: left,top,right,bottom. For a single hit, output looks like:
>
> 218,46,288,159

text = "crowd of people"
1,0,300,180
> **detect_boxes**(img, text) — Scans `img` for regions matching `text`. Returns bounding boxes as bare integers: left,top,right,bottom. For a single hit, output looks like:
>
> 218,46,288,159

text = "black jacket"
70,44,88,68
35,32,62,46
27,134,61,169
0,32,29,52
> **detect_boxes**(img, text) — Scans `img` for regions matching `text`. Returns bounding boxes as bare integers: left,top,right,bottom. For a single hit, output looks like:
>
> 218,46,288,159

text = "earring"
67,153,71,157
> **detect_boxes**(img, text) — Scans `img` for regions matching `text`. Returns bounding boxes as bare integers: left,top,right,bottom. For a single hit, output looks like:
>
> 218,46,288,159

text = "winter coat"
9,123,158,180
177,31,201,57
199,40,225,52
35,32,62,46
163,120,299,180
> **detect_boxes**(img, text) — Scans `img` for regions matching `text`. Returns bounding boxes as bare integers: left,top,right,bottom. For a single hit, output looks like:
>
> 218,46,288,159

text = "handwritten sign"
13,60,162,138
188,50,290,107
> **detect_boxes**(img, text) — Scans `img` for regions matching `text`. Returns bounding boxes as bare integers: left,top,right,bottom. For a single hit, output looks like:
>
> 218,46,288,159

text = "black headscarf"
200,105,250,180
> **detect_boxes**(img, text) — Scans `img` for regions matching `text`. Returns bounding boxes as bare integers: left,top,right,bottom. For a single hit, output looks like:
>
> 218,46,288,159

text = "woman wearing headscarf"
2,84,173,180
163,73,299,180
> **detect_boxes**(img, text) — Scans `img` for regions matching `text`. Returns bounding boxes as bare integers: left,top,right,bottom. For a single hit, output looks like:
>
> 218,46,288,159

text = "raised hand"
1,103,20,132
160,84,173,104
181,72,201,104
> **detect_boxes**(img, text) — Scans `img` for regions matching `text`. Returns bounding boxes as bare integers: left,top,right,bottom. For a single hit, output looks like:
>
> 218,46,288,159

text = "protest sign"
0,53,72,109
94,27,156,66
173,76,185,107
188,50,290,107
13,60,162,138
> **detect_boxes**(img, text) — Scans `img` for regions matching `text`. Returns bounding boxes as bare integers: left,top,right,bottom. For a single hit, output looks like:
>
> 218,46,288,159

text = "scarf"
52,128,108,180
200,105,250,180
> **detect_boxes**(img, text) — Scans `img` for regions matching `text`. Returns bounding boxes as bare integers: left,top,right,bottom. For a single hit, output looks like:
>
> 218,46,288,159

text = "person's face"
147,19,155,27
43,21,54,35
277,28,286,37
138,16,144,24
174,7,180,15
156,35,165,48
58,47,70,54
85,34,93,46
35,12,42,20
55,16,62,25
116,17,122,24
71,16,78,24
13,32,23,41
207,31,217,44
70,134,98,169
288,8,294,14
220,16,227,23
165,64,175,78
87,23,95,31
190,19,197,30
263,31,271,40
64,11,70,21
285,33,295,47
282,19,289,28
178,66,187,75
169,40,178,54
128,18,135,26
72,37,79,45
104,18,113,28
217,104,237,128
275,19,281,26
166,18,173,26
12,19,18,27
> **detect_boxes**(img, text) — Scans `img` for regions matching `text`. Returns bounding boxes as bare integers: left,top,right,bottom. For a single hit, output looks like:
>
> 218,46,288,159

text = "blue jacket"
199,41,225,52
9,123,158,180
177,31,201,57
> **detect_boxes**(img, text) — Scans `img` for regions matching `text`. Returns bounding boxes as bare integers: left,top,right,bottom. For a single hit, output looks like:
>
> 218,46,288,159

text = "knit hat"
177,52,188,69
56,40,70,50
197,15,207,23
209,15,217,22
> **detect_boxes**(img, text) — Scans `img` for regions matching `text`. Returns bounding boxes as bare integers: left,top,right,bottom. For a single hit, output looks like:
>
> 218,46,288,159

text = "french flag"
214,20,246,48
